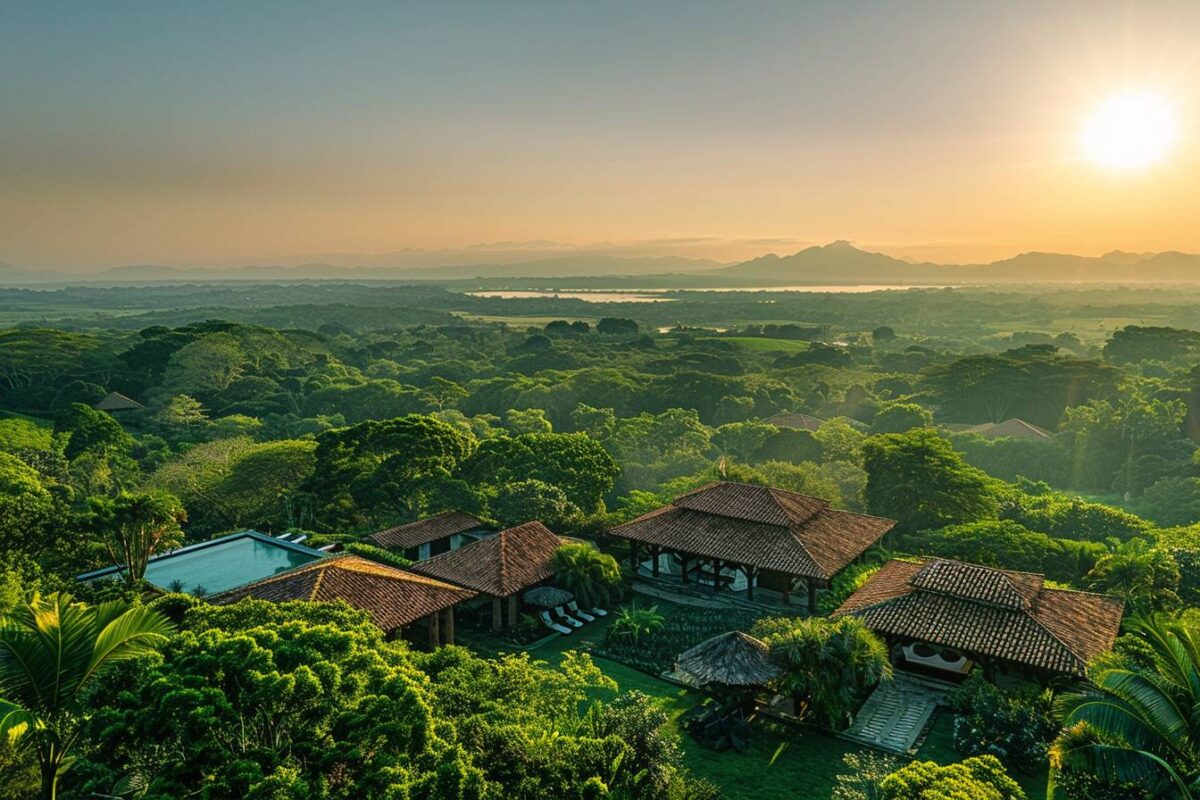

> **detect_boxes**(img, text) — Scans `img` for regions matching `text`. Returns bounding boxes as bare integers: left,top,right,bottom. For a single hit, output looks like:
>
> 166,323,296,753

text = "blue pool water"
142,535,323,595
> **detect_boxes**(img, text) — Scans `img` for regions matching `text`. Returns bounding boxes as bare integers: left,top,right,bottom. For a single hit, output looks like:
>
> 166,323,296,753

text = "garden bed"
593,598,769,675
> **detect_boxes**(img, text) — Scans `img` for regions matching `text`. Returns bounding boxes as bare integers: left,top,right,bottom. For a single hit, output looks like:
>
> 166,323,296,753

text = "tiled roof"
409,521,562,597
212,553,476,632
964,418,1052,441
94,391,143,411
368,511,486,550
609,482,894,580
833,559,1124,676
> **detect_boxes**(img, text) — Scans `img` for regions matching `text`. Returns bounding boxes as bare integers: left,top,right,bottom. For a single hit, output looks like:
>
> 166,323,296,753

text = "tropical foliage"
0,593,173,800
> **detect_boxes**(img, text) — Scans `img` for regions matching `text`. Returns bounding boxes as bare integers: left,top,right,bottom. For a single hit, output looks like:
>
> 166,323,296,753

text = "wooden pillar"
745,566,757,601
429,610,441,648
806,579,818,611
680,554,689,584
629,542,640,572
508,593,518,628
781,577,791,605
444,606,455,645
491,597,502,631
712,558,722,592
651,547,661,577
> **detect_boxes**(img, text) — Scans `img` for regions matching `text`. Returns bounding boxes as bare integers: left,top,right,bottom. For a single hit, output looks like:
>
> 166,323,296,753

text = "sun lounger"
554,606,584,627
590,607,608,616
539,610,572,635
566,601,595,623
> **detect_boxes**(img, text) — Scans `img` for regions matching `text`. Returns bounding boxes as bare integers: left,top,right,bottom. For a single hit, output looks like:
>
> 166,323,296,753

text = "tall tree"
0,593,173,800
88,491,187,584
862,429,998,531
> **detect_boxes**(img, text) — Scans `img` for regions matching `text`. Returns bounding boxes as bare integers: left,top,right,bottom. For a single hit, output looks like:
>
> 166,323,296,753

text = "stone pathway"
842,673,952,753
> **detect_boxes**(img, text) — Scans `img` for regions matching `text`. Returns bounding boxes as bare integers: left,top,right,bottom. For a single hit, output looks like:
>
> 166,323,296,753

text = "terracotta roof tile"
833,558,1124,675
368,511,487,550
610,482,893,580
212,554,476,632
409,521,562,597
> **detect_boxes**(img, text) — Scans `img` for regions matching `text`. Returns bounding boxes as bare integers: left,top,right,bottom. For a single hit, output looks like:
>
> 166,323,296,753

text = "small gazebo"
676,631,782,688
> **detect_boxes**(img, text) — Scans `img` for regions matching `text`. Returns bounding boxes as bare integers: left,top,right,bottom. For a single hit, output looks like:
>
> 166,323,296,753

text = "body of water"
467,285,957,302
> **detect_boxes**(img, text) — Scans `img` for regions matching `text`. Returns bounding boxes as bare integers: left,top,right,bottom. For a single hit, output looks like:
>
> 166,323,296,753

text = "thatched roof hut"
676,631,782,687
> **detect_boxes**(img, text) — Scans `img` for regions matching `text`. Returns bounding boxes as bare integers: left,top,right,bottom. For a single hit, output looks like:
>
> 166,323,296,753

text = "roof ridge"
1024,610,1089,670
308,563,327,600
496,527,511,594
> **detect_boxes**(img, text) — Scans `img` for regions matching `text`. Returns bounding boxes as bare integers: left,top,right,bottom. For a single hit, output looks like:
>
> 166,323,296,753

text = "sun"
1080,91,1177,170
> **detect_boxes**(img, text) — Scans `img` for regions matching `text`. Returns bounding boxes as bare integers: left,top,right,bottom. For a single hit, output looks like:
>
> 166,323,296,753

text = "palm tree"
0,592,174,800
552,542,623,609
607,605,664,647
759,616,891,729
1051,617,1200,799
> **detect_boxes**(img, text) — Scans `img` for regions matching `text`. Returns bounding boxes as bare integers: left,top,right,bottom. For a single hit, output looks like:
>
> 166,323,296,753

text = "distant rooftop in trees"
93,391,143,412
962,418,1052,440
764,412,825,431
833,558,1123,676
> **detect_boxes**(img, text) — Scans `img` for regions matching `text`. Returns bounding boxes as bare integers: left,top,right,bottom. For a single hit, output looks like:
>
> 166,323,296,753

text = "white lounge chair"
554,606,584,627
539,610,572,635
566,601,595,623
590,607,608,617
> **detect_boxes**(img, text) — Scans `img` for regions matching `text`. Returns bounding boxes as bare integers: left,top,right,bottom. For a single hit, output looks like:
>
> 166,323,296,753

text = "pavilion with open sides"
609,482,894,609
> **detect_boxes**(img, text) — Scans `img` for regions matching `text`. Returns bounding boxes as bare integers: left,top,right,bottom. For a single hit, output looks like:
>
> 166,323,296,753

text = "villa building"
833,558,1124,680
213,553,477,646
608,482,894,608
410,520,563,630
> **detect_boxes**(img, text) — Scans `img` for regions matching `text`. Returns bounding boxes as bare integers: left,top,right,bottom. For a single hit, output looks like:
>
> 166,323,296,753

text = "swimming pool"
78,530,326,595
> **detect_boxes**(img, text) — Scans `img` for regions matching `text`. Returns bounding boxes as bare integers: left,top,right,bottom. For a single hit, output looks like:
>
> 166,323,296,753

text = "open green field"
698,336,811,353
459,604,1049,799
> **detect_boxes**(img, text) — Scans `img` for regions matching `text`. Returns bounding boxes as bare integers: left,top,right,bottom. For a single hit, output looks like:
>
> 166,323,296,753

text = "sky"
2,1,1200,270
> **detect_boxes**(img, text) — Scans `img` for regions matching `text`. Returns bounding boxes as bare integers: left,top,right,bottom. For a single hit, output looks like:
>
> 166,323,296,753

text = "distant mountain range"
5,242,1200,286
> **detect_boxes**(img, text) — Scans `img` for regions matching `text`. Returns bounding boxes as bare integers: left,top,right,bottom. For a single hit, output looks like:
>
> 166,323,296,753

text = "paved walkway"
842,673,952,753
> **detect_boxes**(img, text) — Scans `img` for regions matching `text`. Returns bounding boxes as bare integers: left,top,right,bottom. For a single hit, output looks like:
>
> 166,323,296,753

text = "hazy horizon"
3,2,1200,269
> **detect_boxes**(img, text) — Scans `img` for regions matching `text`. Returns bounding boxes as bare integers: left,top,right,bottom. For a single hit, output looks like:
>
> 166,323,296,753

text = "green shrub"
344,541,413,569
900,520,1105,584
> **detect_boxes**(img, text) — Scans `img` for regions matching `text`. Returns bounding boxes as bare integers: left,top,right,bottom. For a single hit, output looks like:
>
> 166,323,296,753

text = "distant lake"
467,285,956,302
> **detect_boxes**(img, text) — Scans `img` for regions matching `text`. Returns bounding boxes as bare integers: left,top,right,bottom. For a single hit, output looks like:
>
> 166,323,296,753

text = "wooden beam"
650,546,661,577
429,610,440,648
444,606,455,645
491,597,502,631
745,566,758,601
679,554,689,584
807,579,818,611
712,558,722,592
629,542,639,572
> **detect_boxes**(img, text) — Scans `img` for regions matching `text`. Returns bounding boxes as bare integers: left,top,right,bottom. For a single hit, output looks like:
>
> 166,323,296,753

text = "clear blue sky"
2,1,1198,268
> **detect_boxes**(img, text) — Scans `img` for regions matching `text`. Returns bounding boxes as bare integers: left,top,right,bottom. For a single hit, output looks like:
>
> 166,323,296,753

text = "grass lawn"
459,607,1053,799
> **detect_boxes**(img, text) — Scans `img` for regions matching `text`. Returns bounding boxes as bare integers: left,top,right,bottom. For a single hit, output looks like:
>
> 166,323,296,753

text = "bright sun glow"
1080,91,1177,170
